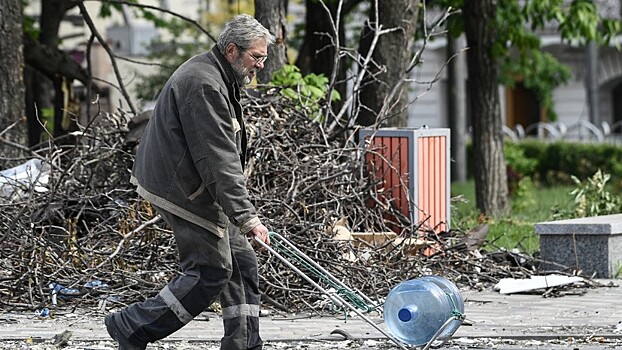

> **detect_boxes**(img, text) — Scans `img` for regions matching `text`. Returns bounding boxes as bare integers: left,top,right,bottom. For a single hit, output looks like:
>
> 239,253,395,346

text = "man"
105,14,274,350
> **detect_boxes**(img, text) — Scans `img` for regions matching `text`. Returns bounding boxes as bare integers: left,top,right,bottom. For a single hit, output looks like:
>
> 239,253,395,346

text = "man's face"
231,39,268,86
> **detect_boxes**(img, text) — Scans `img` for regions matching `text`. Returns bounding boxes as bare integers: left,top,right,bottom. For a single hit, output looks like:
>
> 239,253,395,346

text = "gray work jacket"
131,46,260,238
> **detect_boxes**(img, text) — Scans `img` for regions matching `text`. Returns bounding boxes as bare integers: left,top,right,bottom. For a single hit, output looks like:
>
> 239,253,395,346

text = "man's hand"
247,223,270,248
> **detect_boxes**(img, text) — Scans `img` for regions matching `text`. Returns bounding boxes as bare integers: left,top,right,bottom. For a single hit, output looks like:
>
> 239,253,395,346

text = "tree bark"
295,0,349,108
464,0,510,217
23,31,91,147
255,0,288,84
356,0,419,127
447,35,467,183
0,0,26,161
586,40,599,125
23,34,90,89
41,0,79,141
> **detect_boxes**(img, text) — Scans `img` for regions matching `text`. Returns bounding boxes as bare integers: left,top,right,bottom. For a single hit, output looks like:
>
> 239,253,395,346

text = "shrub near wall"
467,141,622,186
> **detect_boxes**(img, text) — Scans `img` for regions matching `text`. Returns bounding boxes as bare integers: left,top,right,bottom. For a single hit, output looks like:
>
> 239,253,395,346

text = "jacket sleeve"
178,81,259,233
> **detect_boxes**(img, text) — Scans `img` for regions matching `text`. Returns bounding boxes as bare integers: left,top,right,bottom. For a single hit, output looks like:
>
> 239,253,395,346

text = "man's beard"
232,57,251,86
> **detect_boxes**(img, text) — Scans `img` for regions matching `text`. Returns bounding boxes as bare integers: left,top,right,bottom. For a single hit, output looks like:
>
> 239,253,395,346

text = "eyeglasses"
236,45,268,65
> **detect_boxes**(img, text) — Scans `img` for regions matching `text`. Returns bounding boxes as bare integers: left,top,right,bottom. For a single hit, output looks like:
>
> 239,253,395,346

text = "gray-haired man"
105,14,274,350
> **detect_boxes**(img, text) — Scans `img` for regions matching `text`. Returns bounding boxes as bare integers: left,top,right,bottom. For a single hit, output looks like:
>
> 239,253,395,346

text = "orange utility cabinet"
359,127,451,233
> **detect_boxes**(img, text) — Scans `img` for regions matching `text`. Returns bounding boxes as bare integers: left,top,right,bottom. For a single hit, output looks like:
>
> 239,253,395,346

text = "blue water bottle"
383,276,464,346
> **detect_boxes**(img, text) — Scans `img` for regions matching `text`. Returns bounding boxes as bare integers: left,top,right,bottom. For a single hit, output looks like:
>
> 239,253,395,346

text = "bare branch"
76,1,137,115
87,0,217,43
23,33,91,88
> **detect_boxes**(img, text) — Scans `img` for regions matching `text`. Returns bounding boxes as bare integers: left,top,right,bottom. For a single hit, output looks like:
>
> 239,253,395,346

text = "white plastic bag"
0,159,51,199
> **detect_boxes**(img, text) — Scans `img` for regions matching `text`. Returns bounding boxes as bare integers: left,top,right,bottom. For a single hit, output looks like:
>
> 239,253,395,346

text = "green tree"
463,0,510,217
436,0,622,217
295,0,429,133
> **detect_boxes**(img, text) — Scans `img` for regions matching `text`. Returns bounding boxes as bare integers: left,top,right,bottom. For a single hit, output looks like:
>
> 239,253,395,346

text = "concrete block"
535,214,622,278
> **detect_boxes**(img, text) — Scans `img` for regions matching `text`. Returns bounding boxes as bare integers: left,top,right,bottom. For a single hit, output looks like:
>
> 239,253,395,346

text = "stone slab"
535,214,622,277
535,213,622,235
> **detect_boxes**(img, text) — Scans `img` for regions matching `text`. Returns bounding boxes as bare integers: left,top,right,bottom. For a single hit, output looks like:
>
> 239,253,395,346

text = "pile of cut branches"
0,92,537,313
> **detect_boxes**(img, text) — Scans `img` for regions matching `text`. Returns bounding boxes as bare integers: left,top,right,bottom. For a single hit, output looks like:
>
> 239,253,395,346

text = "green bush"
467,140,622,187
552,169,622,219
269,65,340,121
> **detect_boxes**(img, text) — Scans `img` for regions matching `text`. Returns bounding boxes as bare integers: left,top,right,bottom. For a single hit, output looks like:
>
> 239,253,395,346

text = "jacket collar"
207,46,242,91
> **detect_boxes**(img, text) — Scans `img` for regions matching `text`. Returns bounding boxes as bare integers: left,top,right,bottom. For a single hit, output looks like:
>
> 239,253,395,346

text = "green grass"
450,179,576,255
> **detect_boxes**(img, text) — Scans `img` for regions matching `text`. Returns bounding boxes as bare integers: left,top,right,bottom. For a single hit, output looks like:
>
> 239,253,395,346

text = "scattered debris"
494,275,584,294
53,330,73,347
447,224,489,251
0,158,50,199
0,91,583,314
34,308,51,318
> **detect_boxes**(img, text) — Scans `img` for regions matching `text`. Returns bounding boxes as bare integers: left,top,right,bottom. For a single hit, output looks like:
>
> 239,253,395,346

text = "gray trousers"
111,207,263,350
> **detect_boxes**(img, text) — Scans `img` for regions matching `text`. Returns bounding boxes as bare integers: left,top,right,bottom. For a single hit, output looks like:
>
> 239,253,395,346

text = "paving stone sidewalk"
0,280,620,347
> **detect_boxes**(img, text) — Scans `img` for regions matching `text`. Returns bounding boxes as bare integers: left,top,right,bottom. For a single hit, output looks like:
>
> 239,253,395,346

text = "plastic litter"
494,275,584,294
84,280,109,289
255,233,465,350
49,282,80,305
383,276,464,346
0,159,51,199
35,308,51,318
104,295,121,303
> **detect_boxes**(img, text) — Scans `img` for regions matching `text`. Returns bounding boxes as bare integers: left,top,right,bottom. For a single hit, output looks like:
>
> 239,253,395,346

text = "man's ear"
225,43,238,62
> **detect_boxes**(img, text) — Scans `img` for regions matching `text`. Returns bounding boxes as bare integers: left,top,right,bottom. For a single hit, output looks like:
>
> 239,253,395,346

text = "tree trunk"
447,35,468,183
586,40,599,125
356,0,419,127
295,0,349,108
0,0,26,162
40,0,78,141
24,66,52,147
255,0,288,84
464,0,509,217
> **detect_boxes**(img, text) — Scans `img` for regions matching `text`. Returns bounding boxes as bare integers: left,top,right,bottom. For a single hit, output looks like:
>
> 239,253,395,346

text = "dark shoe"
105,313,147,350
